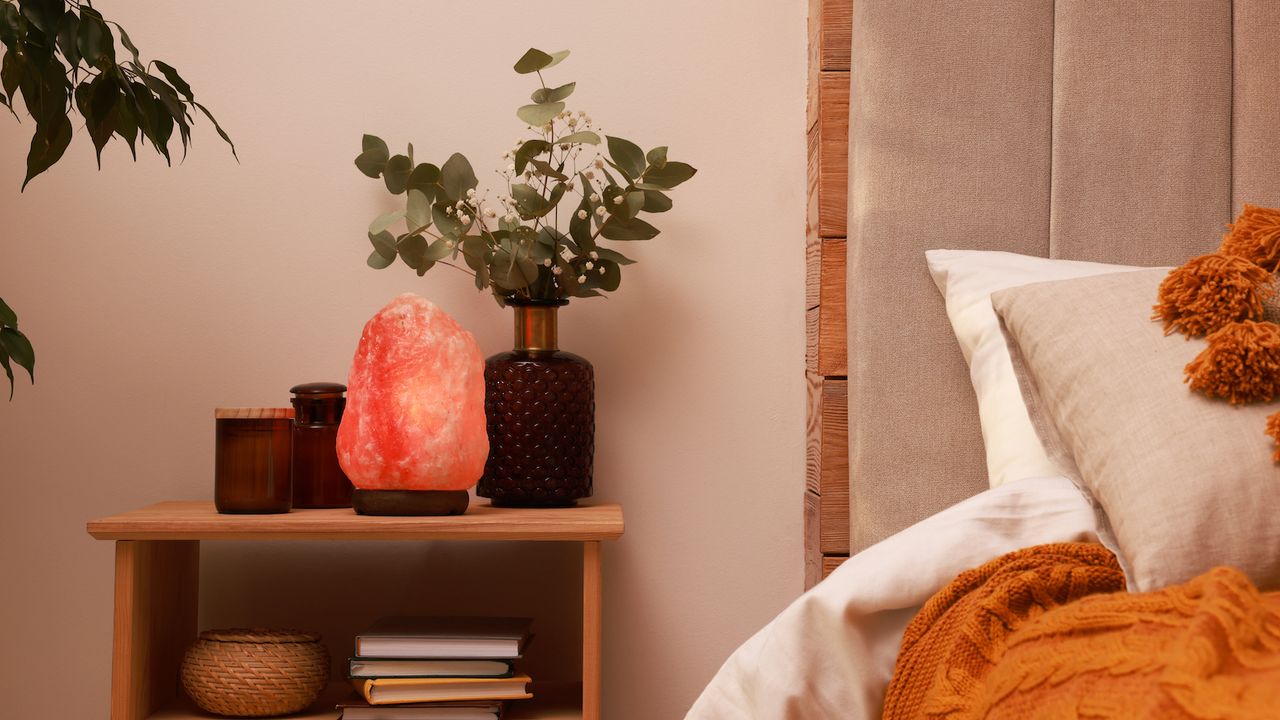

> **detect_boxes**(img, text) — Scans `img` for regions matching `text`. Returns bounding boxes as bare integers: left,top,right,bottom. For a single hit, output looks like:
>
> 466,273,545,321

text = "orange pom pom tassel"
1220,203,1280,272
1185,320,1280,404
1268,412,1280,462
1153,253,1274,337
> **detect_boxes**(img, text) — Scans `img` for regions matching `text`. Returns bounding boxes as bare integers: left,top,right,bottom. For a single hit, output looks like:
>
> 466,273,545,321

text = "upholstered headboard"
805,1,1280,581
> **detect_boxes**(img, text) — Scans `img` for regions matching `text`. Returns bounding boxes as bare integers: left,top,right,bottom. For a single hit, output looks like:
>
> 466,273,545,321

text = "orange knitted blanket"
881,543,1280,719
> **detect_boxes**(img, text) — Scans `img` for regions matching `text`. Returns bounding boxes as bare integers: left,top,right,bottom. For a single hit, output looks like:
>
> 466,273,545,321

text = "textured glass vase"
478,299,594,507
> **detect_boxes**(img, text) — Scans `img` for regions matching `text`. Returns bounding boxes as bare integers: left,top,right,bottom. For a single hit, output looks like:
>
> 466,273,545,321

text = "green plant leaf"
405,189,431,231
557,131,601,145
405,162,440,196
594,259,621,292
569,196,596,252
396,233,428,269
432,203,464,238
0,326,34,382
600,215,659,241
111,100,139,158
491,250,538,290
643,161,697,189
355,134,389,178
531,81,575,103
56,10,81,67
153,60,193,102
193,101,237,160
367,211,404,236
113,22,140,65
514,139,550,174
513,48,553,74
607,136,646,179
544,49,570,69
1,49,23,103
646,146,668,168
516,101,564,127
368,230,397,258
383,154,412,194
642,189,672,213
0,297,16,326
529,158,568,182
86,73,119,167
76,9,114,68
0,345,13,400
594,247,636,265
367,249,394,269
511,183,548,217
22,113,72,190
440,153,477,203
423,237,454,263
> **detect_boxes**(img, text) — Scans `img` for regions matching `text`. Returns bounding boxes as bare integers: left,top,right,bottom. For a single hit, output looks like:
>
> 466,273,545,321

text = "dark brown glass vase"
478,299,594,507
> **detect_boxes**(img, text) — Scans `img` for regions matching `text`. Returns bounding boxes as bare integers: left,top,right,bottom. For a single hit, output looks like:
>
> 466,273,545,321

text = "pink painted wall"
0,1,806,717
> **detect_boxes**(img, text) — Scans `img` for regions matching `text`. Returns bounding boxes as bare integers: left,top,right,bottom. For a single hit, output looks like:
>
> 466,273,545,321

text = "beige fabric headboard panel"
847,0,1276,552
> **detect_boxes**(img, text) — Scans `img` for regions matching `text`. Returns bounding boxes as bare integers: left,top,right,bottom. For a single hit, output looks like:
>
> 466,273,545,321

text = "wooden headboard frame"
804,0,850,589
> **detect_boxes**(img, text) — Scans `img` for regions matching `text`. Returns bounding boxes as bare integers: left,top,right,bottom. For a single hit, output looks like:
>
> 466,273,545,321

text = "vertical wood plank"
819,379,849,553
821,555,848,579
111,540,200,720
817,73,850,238
819,0,853,71
581,541,602,720
818,239,848,376
804,491,822,589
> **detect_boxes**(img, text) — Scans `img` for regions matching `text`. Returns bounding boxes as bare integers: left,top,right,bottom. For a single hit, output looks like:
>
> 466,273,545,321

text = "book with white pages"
355,617,532,660
349,657,514,679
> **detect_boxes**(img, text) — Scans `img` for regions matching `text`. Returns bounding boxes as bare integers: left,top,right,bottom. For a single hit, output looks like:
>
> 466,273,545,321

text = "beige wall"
0,1,806,717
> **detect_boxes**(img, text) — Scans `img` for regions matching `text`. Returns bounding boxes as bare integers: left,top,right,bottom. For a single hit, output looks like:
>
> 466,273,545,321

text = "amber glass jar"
290,382,354,508
214,408,293,514
478,299,594,507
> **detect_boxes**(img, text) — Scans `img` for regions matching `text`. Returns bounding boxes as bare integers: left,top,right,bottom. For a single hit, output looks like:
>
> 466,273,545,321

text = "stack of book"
339,616,534,720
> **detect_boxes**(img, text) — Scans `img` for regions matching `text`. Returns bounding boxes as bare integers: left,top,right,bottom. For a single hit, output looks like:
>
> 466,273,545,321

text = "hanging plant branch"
355,47,696,304
0,297,33,399
0,0,237,190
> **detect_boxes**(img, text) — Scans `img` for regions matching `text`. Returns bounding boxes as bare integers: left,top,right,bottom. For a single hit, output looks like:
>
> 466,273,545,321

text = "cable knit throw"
882,543,1280,719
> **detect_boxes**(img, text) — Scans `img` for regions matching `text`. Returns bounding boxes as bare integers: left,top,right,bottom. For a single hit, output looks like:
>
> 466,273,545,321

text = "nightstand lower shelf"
147,681,583,719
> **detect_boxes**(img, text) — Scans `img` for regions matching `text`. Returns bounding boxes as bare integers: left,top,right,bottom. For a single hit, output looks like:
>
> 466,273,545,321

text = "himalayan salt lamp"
337,293,488,515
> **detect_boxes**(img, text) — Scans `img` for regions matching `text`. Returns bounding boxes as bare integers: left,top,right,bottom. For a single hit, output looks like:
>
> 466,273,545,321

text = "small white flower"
595,206,606,217
589,192,601,203
594,157,605,169
445,240,456,249
612,195,623,205
446,206,455,215
504,213,517,223
458,213,471,224
599,266,606,274
576,210,588,220
483,208,497,218
507,163,516,172
542,259,552,267
466,188,477,198
552,266,563,276
589,251,599,260
577,275,587,283
567,117,578,127
585,262,594,270
567,181,575,191
584,170,595,180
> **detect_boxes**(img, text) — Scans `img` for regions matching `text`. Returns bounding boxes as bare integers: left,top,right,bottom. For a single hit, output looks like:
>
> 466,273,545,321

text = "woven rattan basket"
180,628,329,717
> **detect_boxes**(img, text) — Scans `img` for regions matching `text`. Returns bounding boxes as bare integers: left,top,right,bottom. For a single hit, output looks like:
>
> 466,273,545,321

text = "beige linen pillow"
992,268,1280,592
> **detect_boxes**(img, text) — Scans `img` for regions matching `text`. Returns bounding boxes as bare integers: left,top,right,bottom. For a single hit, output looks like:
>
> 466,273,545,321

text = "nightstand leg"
582,540,602,720
111,540,200,720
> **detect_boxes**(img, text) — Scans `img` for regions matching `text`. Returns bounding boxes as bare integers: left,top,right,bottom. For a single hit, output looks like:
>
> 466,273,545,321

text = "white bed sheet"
684,476,1106,719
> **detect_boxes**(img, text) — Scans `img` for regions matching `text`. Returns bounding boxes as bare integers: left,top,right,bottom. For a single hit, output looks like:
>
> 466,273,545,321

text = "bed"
692,2,1280,717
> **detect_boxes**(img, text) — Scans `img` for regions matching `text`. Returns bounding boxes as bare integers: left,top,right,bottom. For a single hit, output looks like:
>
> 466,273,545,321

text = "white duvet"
685,476,1107,719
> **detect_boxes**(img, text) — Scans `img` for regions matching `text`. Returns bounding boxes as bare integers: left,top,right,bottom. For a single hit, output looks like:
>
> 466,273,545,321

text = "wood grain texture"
149,680,585,719
819,379,849,554
804,490,822,589
805,371,823,496
111,540,199,720
817,72,850,238
819,0,853,71
581,542,602,720
821,555,848,580
819,239,848,376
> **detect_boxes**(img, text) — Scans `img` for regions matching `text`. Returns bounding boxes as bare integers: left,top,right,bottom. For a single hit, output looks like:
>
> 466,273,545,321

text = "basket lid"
198,628,320,644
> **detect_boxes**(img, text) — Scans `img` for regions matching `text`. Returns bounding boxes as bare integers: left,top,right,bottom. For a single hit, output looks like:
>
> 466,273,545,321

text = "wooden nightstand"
87,501,624,720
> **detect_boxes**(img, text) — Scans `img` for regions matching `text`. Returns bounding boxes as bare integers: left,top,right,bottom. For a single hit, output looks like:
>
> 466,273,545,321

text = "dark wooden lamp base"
352,489,469,516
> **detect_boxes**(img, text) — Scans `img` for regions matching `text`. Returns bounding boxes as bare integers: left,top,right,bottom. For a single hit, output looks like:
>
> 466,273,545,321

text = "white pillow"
925,249,1144,487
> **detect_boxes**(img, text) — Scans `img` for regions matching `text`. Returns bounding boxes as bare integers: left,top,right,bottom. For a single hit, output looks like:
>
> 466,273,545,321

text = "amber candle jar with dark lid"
214,408,293,514
289,382,354,508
